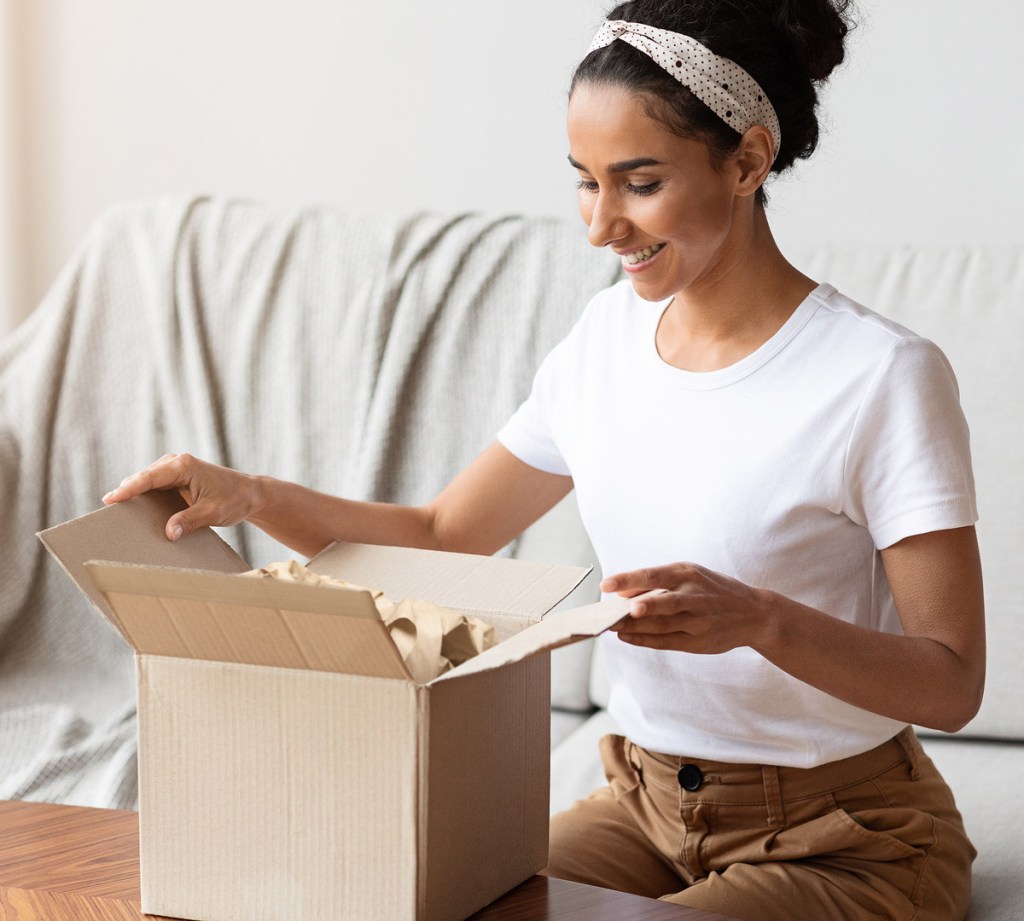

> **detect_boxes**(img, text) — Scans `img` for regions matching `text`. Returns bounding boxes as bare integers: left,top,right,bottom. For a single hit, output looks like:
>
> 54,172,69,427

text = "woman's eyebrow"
567,154,664,173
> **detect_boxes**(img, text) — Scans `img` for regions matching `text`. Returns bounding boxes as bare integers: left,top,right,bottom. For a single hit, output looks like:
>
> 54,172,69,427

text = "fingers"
614,598,699,631
165,495,241,542
102,454,191,505
103,454,206,541
625,588,671,617
600,563,761,657
166,507,203,542
611,605,715,653
616,630,676,648
626,590,684,618
600,563,702,597
615,630,707,653
100,453,255,542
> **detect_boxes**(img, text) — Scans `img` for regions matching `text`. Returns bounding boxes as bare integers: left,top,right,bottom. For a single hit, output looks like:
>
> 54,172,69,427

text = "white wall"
3,0,1022,334
0,1,29,332
770,0,1024,254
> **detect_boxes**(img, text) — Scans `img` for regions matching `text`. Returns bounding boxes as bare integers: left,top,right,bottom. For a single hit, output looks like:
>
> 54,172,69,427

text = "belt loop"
626,740,645,785
895,727,921,780
761,765,786,828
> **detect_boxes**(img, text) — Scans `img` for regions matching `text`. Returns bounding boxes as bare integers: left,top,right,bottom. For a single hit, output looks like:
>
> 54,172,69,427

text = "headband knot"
588,20,782,164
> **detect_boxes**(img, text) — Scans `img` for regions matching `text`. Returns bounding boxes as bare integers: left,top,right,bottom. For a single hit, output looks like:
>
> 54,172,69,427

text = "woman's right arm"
101,443,574,559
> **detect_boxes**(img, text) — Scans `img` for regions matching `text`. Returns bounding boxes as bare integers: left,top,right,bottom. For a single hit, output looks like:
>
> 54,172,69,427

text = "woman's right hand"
102,453,261,542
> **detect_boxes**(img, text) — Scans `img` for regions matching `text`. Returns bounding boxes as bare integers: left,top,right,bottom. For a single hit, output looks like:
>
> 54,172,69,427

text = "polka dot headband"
588,20,782,163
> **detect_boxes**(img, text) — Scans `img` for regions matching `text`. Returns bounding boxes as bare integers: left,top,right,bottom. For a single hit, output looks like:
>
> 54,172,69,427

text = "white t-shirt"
497,280,977,768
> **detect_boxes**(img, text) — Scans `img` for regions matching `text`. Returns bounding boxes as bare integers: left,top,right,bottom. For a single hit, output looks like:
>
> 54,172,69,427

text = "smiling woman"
567,82,785,322
102,2,982,919
511,1,981,918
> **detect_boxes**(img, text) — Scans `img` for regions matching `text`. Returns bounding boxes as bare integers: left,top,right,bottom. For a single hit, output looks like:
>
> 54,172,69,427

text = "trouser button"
678,764,704,791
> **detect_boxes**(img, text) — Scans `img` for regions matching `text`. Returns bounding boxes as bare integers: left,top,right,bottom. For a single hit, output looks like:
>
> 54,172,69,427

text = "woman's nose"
586,192,629,249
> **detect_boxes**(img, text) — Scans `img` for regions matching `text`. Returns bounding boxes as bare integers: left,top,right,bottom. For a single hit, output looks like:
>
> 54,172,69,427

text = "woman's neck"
655,207,817,373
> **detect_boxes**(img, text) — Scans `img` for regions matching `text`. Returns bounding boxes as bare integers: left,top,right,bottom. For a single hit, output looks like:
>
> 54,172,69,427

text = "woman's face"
567,81,748,303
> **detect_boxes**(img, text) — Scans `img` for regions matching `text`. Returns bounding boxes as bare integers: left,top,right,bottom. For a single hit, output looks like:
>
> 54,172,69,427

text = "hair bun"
574,0,857,182
773,0,854,83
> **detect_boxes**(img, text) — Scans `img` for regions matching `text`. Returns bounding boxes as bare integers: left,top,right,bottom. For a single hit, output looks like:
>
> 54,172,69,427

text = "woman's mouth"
620,242,666,272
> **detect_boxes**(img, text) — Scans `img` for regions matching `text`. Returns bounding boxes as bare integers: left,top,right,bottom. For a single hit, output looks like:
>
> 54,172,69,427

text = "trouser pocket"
599,733,642,801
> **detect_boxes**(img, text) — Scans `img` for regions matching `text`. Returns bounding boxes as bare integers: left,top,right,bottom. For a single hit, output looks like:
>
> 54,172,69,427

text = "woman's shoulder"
810,285,921,340
804,285,958,391
807,284,944,359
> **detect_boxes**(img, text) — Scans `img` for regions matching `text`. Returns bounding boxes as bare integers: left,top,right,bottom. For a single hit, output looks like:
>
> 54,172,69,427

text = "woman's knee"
545,786,682,898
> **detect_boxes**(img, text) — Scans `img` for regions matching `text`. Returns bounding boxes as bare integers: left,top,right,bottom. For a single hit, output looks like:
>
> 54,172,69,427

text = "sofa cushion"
550,709,621,817
918,737,1023,921
550,709,592,753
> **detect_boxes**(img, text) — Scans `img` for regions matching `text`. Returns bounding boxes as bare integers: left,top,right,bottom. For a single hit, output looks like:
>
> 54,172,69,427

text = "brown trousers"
545,729,974,921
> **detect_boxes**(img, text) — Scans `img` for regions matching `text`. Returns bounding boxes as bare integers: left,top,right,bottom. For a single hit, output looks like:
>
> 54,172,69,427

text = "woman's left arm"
605,525,985,732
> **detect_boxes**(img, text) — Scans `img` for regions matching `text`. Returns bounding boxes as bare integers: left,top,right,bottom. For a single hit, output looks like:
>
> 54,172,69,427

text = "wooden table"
0,800,736,920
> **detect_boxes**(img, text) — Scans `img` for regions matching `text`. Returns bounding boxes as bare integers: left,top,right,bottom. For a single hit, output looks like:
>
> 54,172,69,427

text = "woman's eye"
574,179,661,195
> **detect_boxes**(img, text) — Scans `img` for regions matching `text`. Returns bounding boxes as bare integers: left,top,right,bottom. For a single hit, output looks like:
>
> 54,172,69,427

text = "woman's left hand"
602,563,769,655
601,528,985,732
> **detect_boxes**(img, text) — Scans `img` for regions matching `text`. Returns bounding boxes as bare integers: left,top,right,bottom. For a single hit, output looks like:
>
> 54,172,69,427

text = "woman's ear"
734,126,774,198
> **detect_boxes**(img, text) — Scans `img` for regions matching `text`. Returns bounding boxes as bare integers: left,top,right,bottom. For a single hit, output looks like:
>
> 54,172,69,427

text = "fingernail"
102,491,114,502
603,578,617,590
631,602,645,617
170,525,183,541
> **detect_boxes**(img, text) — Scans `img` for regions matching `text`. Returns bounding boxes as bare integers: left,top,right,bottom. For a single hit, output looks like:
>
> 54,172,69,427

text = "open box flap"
430,596,631,684
38,492,249,633
85,561,412,680
309,541,591,638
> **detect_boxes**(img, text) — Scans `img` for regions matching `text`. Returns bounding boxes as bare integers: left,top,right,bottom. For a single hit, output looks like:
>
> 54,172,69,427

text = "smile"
622,243,666,265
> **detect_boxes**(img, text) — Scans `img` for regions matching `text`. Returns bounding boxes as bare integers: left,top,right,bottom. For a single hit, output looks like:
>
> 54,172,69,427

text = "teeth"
624,243,664,265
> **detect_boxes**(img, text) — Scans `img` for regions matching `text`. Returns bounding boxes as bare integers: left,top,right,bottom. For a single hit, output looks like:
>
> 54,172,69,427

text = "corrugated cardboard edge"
416,686,431,919
37,492,249,632
431,597,631,683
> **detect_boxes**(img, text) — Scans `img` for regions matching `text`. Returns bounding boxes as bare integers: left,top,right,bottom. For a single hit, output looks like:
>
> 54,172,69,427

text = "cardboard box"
40,493,628,921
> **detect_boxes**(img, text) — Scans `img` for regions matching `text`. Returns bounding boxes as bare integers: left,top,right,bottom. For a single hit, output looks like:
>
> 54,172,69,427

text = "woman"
104,1,983,918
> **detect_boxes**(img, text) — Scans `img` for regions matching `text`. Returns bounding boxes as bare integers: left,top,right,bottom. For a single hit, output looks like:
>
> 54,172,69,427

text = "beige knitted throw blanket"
0,196,619,808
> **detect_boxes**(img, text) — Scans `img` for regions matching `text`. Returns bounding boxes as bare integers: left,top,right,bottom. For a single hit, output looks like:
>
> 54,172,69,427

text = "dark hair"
571,0,855,204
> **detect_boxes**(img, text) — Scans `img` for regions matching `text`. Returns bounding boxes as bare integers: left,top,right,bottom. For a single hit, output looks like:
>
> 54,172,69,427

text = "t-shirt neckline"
646,283,835,391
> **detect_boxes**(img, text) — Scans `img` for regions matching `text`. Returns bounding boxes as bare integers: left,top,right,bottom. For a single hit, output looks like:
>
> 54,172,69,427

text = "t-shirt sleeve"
495,303,595,479
496,339,573,476
842,336,977,549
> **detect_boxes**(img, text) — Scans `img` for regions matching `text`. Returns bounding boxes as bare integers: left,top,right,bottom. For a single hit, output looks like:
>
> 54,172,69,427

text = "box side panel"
421,656,550,921
138,656,419,921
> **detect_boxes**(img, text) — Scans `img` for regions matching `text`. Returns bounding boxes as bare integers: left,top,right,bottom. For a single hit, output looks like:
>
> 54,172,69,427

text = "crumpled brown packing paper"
242,560,496,683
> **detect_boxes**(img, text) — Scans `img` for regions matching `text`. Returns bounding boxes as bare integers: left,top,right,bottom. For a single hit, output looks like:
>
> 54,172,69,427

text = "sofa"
1,198,1020,919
